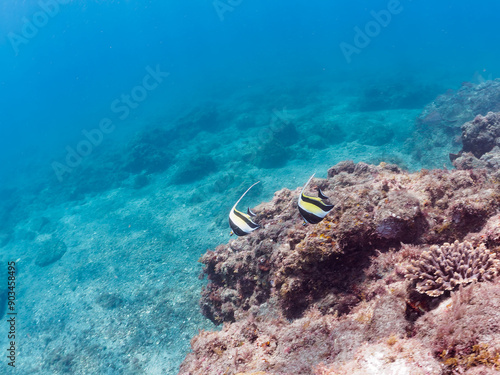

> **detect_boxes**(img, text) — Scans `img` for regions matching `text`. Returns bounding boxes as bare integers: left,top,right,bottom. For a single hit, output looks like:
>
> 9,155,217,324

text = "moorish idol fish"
298,173,334,225
229,181,261,236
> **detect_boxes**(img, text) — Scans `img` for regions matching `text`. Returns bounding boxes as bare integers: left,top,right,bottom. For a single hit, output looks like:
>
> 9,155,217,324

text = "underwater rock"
321,122,345,145
417,283,500,373
452,151,489,170
199,163,500,324
212,173,236,194
373,190,425,243
235,113,258,130
452,111,500,173
470,214,500,250
180,310,367,375
419,80,500,132
410,79,500,168
129,127,175,150
271,121,299,147
306,134,328,150
35,235,67,267
365,294,408,341
306,121,345,150
461,112,500,158
314,339,442,375
184,159,500,374
66,163,127,200
327,160,355,177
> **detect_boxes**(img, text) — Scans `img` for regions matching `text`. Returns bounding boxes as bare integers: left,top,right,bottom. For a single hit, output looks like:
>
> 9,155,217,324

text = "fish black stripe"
298,206,324,224
301,194,334,212
234,210,259,229
229,217,250,236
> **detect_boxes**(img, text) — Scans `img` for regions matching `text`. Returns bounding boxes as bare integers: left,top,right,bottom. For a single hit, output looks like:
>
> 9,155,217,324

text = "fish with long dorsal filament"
298,173,334,224
229,181,260,236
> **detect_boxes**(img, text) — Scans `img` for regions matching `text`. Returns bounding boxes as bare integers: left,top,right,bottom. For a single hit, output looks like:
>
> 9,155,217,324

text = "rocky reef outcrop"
180,166,500,374
410,79,500,168
452,111,500,175
197,163,499,323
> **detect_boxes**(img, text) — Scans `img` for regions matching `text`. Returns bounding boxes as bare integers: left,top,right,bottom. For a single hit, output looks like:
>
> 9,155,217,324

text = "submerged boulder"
453,111,500,173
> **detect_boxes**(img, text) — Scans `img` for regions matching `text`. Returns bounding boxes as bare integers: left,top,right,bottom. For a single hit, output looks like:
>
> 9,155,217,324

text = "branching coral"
405,241,499,297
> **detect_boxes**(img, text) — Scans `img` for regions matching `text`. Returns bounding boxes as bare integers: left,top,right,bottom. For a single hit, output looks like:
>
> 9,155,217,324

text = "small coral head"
405,241,499,297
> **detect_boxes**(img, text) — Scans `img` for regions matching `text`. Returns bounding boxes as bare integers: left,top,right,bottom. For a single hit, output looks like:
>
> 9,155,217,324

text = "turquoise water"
0,0,499,373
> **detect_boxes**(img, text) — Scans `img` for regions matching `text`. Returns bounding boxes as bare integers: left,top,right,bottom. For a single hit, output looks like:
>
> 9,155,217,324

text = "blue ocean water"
0,0,499,373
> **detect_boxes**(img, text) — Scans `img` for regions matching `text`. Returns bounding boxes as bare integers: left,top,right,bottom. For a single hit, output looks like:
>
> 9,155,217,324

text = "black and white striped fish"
298,173,334,224
229,181,260,236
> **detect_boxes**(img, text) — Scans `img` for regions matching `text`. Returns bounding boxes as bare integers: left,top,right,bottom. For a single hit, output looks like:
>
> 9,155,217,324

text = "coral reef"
180,298,418,375
461,112,500,158
409,79,500,168
198,163,499,324
417,283,500,373
182,150,500,373
405,241,499,297
452,111,500,175
418,80,500,131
